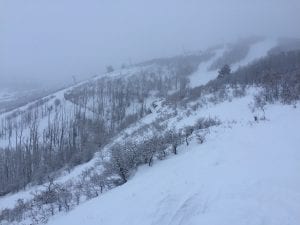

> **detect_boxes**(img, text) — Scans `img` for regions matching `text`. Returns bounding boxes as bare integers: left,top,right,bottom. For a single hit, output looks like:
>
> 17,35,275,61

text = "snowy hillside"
1,37,300,225
48,103,300,225
189,38,277,87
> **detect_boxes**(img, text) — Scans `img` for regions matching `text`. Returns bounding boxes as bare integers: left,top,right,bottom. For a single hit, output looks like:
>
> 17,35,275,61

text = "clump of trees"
106,65,114,73
218,64,231,79
105,117,220,183
0,172,113,225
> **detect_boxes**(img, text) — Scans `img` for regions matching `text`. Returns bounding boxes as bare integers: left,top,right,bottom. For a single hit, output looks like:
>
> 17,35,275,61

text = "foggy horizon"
1,0,300,89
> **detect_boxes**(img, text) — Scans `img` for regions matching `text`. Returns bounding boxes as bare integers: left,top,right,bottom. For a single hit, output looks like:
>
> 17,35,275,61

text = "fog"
1,0,300,90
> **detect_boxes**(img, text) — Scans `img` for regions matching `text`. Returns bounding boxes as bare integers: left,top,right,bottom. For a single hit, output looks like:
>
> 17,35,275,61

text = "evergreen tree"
218,64,231,78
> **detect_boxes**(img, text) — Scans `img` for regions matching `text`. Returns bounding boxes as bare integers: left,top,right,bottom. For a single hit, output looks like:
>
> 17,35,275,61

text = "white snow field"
47,103,300,225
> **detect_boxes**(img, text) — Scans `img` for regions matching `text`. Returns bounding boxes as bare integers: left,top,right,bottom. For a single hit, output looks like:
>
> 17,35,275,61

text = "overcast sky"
1,0,300,89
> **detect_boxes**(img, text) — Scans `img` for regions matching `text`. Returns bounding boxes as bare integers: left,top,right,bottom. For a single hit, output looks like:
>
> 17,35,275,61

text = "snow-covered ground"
47,103,300,225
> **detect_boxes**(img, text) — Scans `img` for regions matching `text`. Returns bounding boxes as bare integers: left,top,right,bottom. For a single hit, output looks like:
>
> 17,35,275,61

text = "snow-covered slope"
231,38,277,70
189,46,226,87
189,38,277,87
48,103,300,225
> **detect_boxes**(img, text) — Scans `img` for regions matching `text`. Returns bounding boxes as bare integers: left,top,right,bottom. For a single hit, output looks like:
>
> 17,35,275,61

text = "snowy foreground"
48,104,300,225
